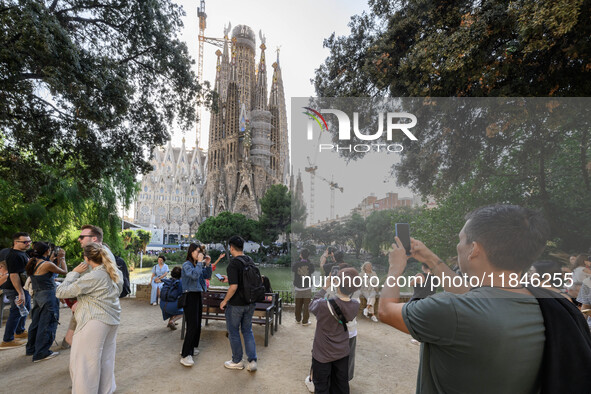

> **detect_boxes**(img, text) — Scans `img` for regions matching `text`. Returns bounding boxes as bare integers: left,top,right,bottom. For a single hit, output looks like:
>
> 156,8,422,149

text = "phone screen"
395,223,411,256
215,273,224,280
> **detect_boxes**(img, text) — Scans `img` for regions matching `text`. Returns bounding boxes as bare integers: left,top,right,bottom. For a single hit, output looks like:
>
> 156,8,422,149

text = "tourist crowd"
1,204,590,393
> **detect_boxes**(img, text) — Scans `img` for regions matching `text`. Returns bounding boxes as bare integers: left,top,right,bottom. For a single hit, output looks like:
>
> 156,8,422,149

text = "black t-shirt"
292,259,315,288
4,248,28,291
226,256,248,306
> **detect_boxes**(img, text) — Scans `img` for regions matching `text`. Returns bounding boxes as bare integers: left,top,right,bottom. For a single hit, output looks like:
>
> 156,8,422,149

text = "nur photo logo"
303,107,418,153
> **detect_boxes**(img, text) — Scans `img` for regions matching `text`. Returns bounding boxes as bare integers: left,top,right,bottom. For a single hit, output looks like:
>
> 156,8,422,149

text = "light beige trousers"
70,320,118,394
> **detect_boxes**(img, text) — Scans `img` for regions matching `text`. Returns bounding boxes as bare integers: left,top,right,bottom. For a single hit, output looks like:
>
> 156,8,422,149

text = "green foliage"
136,229,152,253
363,210,396,256
259,184,291,243
0,0,212,256
122,229,142,254
197,211,259,246
160,251,186,265
140,255,158,268
314,0,591,252
273,255,291,267
259,184,307,245
301,223,340,246
341,213,366,258
315,0,590,97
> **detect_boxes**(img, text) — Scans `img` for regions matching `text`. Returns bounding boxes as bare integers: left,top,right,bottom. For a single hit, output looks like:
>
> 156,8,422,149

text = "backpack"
160,278,181,302
114,255,131,298
236,255,266,304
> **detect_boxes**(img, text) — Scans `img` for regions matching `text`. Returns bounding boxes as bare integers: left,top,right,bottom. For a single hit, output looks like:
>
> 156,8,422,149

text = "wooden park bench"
181,290,281,347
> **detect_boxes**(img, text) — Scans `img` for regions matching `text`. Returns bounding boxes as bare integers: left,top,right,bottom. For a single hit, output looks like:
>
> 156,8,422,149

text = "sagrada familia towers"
202,24,289,219
134,23,290,241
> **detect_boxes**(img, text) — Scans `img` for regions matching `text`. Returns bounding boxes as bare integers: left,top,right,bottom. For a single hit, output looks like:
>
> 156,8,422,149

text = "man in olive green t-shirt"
379,205,549,394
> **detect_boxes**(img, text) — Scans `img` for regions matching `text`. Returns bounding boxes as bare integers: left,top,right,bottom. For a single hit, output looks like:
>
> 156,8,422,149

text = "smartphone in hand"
215,273,224,281
395,223,412,256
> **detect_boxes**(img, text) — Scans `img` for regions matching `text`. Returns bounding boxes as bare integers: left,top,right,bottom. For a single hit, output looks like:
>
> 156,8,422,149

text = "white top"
56,265,123,333
573,266,591,284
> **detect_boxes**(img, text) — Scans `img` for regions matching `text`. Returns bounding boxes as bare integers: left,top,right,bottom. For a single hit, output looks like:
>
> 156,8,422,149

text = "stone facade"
134,138,206,243
134,24,290,237
202,24,290,220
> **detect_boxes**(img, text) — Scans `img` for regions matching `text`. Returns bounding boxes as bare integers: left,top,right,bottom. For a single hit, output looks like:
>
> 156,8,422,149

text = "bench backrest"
201,291,276,313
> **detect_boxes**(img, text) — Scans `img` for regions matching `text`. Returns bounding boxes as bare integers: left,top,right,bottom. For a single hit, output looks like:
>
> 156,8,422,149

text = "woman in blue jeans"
25,242,68,362
179,243,211,367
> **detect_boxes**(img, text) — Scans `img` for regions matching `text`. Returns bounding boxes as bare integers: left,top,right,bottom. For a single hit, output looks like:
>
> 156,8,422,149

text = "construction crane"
304,158,317,224
196,0,225,148
317,174,344,221
305,161,343,221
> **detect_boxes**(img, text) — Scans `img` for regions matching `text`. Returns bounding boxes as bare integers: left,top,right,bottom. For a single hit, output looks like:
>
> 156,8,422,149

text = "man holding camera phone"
320,247,336,276
379,205,591,393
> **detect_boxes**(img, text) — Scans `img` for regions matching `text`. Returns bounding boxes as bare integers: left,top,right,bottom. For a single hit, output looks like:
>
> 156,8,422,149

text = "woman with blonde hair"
56,243,123,394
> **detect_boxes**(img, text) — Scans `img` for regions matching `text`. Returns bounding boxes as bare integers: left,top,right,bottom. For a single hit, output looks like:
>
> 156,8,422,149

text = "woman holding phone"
180,243,212,367
25,242,67,362
56,243,123,394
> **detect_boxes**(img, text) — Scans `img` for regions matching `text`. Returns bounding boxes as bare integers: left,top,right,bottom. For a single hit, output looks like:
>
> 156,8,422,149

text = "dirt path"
0,298,419,393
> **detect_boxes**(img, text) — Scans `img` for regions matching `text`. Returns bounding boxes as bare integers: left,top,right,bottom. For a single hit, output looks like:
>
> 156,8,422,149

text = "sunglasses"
78,235,94,240
15,240,31,244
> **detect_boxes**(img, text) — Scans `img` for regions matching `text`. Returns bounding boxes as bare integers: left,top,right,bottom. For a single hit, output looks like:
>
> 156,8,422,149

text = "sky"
171,0,370,148
160,0,414,221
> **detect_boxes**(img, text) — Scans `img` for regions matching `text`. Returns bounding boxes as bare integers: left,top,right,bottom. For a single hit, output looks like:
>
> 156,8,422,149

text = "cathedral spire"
268,48,288,179
214,49,222,92
253,31,268,111
220,22,231,101
222,23,231,63
208,49,223,149
230,36,238,83
269,60,280,107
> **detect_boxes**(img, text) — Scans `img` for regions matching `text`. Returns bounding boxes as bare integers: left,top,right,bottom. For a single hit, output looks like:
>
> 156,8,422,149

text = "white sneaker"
302,322,311,326
371,315,378,322
151,302,157,306
246,360,257,372
224,360,245,370
410,339,421,346
363,307,369,318
305,375,315,392
33,351,59,362
180,355,194,367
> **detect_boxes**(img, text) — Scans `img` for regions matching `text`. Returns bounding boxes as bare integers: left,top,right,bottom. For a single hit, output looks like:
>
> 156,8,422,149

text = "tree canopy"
314,0,590,97
259,184,307,244
0,1,211,250
313,0,591,252
196,211,259,246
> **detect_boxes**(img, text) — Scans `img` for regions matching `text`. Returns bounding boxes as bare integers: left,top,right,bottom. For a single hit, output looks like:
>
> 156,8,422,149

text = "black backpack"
236,255,266,304
114,255,131,298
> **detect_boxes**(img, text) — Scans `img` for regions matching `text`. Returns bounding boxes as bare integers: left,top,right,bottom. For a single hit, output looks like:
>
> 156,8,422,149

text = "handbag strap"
327,298,348,332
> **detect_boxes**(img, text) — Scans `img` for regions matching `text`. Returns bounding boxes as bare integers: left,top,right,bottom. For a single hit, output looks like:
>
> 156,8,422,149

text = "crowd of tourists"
2,204,591,393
